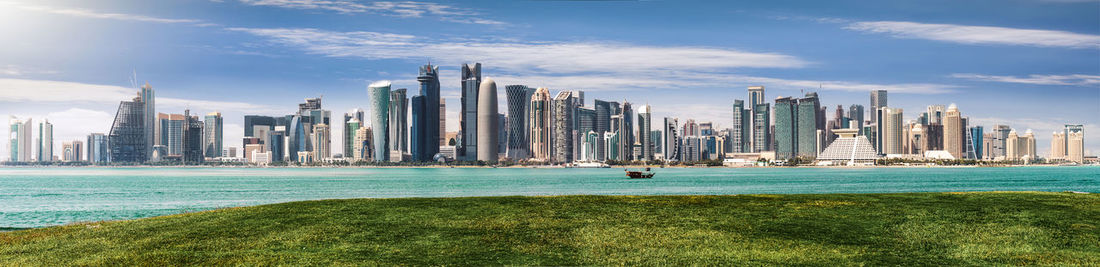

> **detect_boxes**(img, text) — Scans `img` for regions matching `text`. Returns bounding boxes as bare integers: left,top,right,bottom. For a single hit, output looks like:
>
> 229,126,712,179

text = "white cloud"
229,27,956,94
234,0,506,25
0,65,59,76
2,2,203,24
845,21,1100,49
0,78,279,113
950,73,1100,86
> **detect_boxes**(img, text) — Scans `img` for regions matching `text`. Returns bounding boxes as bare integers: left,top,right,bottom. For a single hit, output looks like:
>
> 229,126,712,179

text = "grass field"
2,192,1098,265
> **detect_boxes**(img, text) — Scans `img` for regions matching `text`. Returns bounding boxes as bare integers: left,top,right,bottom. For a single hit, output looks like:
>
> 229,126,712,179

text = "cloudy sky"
1,0,1097,159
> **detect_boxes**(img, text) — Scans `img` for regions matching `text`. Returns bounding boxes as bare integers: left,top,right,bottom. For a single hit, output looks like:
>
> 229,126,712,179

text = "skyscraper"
752,103,771,152
797,93,819,157
389,88,408,153
848,105,865,135
637,104,653,161
1066,125,1084,163
476,78,499,162
619,102,635,160
552,91,575,163
312,123,331,160
926,105,946,125
414,63,440,161
731,100,749,153
459,63,481,161
747,86,765,150
203,112,223,158
368,81,391,162
663,117,679,161
8,117,32,162
109,96,146,163
869,90,886,124
87,133,109,163
990,125,1011,159
529,88,551,162
505,85,532,159
343,109,365,158
881,107,904,155
181,110,204,163
969,126,983,160
943,104,963,158
288,116,308,162
38,119,52,162
439,98,446,146
774,97,797,159
141,83,156,161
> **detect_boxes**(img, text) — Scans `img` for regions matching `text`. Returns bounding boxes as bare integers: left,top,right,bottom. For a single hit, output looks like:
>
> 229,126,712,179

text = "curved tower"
476,78,499,162
368,81,391,162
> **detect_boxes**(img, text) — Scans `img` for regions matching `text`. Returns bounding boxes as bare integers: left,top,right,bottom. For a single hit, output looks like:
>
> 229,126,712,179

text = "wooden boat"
625,168,655,179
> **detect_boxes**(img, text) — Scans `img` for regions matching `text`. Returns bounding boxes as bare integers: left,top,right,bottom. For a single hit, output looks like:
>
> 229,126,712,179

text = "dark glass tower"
108,96,146,163
411,64,440,161
505,85,532,160
458,63,481,161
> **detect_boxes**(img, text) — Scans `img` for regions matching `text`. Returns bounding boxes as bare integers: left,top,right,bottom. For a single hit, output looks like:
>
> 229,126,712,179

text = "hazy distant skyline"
1,0,1097,159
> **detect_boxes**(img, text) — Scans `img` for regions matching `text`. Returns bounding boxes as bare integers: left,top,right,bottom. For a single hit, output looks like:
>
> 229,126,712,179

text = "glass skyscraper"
368,81,391,162
458,63,481,161
109,96,146,163
411,64,440,162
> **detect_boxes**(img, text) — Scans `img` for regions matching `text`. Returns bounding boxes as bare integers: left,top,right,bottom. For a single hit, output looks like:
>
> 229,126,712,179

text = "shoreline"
0,164,1092,169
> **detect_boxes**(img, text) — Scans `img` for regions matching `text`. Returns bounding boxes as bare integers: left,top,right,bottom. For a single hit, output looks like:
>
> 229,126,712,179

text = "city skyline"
0,0,1098,160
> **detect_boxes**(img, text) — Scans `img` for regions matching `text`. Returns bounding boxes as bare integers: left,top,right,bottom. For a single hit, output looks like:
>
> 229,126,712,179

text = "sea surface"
1,166,1097,228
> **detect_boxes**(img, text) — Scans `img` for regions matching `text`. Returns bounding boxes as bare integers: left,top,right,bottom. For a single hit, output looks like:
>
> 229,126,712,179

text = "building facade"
368,81,391,162
529,88,551,162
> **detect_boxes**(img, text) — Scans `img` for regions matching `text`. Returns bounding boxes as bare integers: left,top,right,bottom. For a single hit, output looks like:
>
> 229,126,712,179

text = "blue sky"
1,0,1098,159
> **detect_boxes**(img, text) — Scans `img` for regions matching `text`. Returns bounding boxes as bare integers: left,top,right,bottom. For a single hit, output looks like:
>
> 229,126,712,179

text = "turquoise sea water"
1,166,1097,228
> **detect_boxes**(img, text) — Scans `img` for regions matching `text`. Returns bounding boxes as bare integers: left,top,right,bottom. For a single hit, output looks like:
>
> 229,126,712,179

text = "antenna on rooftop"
129,69,138,89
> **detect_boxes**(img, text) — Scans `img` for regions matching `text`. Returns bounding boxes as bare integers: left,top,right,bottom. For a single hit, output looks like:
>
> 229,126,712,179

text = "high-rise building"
848,105,865,135
981,133,994,160
637,104,653,161
881,107,904,155
869,90,886,124
943,104,963,159
8,117,33,162
459,63,481,161
157,113,185,155
181,110,204,163
389,88,408,153
506,85,532,160
476,78,499,162
969,126,983,160
926,105,946,125
906,123,927,155
990,125,1011,159
410,64,440,161
663,117,679,161
343,109,364,158
353,126,371,161
368,81,391,162
141,83,156,161
797,94,819,157
774,97,797,159
1050,131,1066,160
1066,125,1084,163
731,100,749,153
203,112,223,158
752,103,771,152
619,102,634,160
287,116,308,162
62,141,83,162
38,119,52,162
87,133,109,163
594,99,613,134
268,129,285,162
109,96,146,163
552,91,575,163
244,115,276,149
439,98,446,146
529,88,552,162
1006,129,1037,162
312,123,331,160
747,86,765,150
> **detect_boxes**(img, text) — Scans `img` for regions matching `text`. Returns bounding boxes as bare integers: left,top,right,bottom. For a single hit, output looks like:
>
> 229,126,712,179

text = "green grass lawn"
2,192,1098,265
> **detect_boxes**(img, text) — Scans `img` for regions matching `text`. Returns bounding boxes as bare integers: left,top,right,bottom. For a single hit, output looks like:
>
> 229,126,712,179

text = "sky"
1,0,1098,160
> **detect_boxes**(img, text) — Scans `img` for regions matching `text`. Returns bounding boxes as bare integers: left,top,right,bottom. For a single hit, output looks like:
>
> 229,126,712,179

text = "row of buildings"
5,64,1089,166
